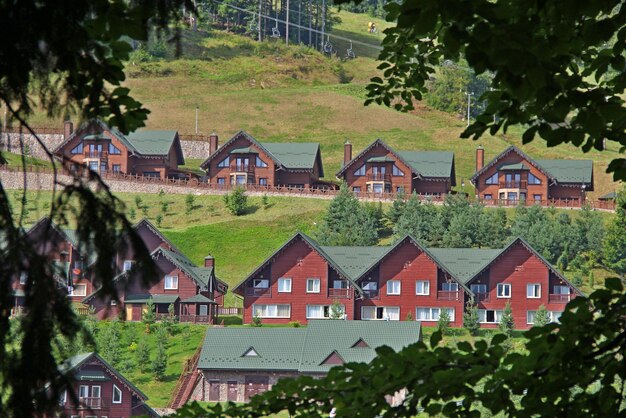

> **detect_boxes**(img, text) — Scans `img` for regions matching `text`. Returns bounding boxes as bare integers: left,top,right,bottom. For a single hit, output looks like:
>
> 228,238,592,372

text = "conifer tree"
386,189,406,224
136,337,151,373
534,305,551,327
604,186,626,277
499,302,515,337
463,302,481,336
437,309,451,336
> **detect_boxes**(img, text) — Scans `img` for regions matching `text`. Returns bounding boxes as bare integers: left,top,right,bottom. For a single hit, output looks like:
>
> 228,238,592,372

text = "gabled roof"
335,138,455,182
124,293,179,304
181,293,216,304
199,131,323,175
471,145,593,186
59,352,148,400
426,248,502,285
197,321,421,373
152,246,213,290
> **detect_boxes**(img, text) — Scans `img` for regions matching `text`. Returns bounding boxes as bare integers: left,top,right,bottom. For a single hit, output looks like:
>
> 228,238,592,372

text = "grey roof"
181,294,216,304
260,142,320,170
426,248,502,284
126,130,179,156
197,321,421,373
499,163,530,171
320,246,389,280
396,151,455,178
125,294,179,304
536,159,593,183
599,191,617,200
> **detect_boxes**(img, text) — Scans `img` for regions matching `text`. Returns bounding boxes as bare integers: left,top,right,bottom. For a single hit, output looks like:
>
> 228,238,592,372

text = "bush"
185,194,196,215
405,312,413,321
534,305,551,327
155,214,163,228
160,201,169,214
262,194,269,209
437,309,451,336
499,302,515,337
224,187,248,216
142,298,156,329
129,207,136,221
251,316,262,327
136,337,150,372
134,196,143,209
152,342,167,381
463,302,481,336
289,321,301,328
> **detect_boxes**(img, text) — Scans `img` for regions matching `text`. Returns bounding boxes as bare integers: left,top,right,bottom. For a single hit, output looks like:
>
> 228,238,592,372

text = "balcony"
549,293,572,303
362,289,379,299
78,397,102,409
474,292,489,303
366,173,391,182
437,291,461,301
499,180,527,189
84,150,108,159
328,288,352,299
179,314,212,323
245,287,270,297
231,163,254,173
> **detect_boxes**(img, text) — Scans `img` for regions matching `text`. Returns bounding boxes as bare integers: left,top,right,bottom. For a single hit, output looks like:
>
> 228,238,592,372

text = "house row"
10,217,227,324
53,120,593,202
233,233,582,330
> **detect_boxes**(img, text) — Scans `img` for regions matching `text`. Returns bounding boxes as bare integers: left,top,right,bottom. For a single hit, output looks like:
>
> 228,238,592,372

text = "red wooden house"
336,139,456,195
51,352,158,417
471,145,594,205
83,219,228,324
53,119,186,179
233,233,581,329
199,131,328,189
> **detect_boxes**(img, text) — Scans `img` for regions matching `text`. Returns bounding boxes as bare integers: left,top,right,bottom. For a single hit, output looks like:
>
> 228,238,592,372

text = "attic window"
351,338,369,348
243,347,259,357
320,351,345,366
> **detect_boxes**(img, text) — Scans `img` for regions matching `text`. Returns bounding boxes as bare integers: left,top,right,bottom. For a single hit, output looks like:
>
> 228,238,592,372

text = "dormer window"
485,173,498,184
108,143,121,155
71,143,84,154
218,157,230,168
164,275,179,290
354,165,365,176
243,347,259,357
256,156,268,167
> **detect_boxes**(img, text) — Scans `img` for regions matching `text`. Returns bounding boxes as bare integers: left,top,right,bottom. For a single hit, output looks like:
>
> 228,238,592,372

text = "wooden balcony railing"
230,163,254,173
179,314,211,323
367,173,391,182
84,150,108,159
328,288,352,299
437,290,461,301
78,397,102,409
499,180,527,189
549,293,572,303
245,287,270,297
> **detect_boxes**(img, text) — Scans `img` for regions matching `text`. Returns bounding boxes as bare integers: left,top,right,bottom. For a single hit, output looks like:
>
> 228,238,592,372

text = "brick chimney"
476,146,484,172
204,254,214,268
64,120,74,140
209,132,218,155
343,140,352,166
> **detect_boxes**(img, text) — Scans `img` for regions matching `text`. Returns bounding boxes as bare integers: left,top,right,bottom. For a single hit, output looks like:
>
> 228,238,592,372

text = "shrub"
152,342,167,381
534,305,551,327
251,316,262,327
134,195,143,209
158,189,165,198
463,302,481,336
185,193,196,215
329,299,345,320
141,205,149,217
142,298,156,329
129,207,136,221
289,321,301,328
499,302,515,337
261,194,269,209
155,214,163,228
160,201,169,214
224,187,248,216
405,311,413,321
437,309,451,336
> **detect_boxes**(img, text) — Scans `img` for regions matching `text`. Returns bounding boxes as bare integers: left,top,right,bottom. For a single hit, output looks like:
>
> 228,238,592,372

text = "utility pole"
195,106,199,134
321,0,326,50
258,0,262,41
465,91,474,127
286,0,290,46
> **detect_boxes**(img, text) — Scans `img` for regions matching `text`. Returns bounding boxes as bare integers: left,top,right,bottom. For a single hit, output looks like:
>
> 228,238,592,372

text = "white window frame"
497,283,511,298
112,384,122,404
478,309,504,324
550,311,562,323
79,385,89,398
361,306,400,321
387,280,401,295
527,283,541,299
91,385,101,399
164,274,179,290
527,310,536,324
19,272,28,285
253,279,269,289
122,260,134,272
68,284,87,297
415,280,430,295
306,304,346,319
255,156,268,167
59,390,67,405
277,278,292,293
415,307,455,322
252,304,291,318
217,157,230,168
306,278,321,293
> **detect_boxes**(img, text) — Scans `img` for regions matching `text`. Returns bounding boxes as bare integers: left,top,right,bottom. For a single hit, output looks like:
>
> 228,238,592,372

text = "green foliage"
100,320,122,366
588,270,595,288
437,309,451,336
329,299,345,320
141,205,149,217
463,302,480,336
393,192,441,244
161,201,169,214
603,186,626,276
498,302,515,338
134,196,143,209
386,189,406,224
224,187,248,216
129,207,137,221
152,340,168,381
142,298,156,326
135,336,151,372
185,194,196,215
316,184,378,246
261,194,269,209
158,189,166,198
251,316,262,327
534,305,551,328
161,303,178,334
155,214,163,228
405,311,413,321
288,321,301,328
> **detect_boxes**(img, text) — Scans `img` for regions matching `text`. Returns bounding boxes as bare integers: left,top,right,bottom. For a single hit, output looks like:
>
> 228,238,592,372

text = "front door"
125,304,133,321
199,304,208,316
245,376,269,401
227,381,238,402
208,380,220,401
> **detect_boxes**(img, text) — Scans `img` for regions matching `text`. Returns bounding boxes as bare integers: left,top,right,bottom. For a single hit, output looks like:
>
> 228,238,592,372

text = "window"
74,260,84,270
259,178,267,186
68,284,87,297
71,143,84,154
361,306,400,320
478,309,503,323
471,284,486,294
485,173,498,184
256,156,268,167
59,390,67,405
416,307,455,322
508,192,518,201
386,280,401,295
122,260,134,272
527,310,536,325
528,173,542,184
497,283,511,298
253,304,290,318
79,385,89,398
354,165,365,176
483,194,492,200
533,194,542,201
108,143,121,154
277,278,292,293
415,280,430,295
218,157,229,168
306,304,345,319
551,311,562,322
217,177,226,185
306,278,321,293
392,165,404,176
362,281,377,290
499,192,506,200
19,272,28,285
527,283,541,298
441,282,459,292
253,279,269,288
396,186,405,193
164,275,178,290
333,280,348,289
353,187,361,193
553,285,571,295
91,386,101,399
520,192,527,201
112,384,122,404
112,164,121,174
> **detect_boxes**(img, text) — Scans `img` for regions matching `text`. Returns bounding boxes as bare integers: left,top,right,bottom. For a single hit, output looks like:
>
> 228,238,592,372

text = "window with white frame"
387,280,401,295
553,285,571,295
470,284,486,294
415,307,455,322
497,283,511,298
361,306,400,320
528,172,542,185
218,157,229,168
68,284,87,297
527,310,536,324
306,304,345,319
306,278,321,293
79,385,89,398
478,309,503,323
392,165,404,176
112,384,122,403
252,304,291,318
550,311,562,322
253,279,269,288
59,390,67,405
415,280,430,295
485,173,499,184
441,282,459,292
527,283,541,298
353,165,365,176
19,272,28,285
256,156,268,167
164,275,178,290
277,278,292,293
122,260,134,272
91,386,101,399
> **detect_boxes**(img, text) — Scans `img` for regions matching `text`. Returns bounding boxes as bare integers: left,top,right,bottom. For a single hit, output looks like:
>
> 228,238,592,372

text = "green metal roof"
599,191,617,200
155,247,213,290
261,142,320,170
499,163,530,171
197,321,421,373
396,151,455,178
366,156,396,163
181,294,216,304
125,294,179,304
426,248,502,284
230,147,258,154
126,130,179,155
536,159,593,183
320,246,389,280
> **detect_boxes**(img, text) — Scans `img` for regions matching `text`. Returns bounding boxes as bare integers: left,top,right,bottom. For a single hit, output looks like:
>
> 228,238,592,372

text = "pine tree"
386,189,406,224
185,193,196,215
100,320,121,366
142,298,156,328
534,305,551,327
393,193,441,244
604,186,626,277
437,309,451,336
152,342,167,381
136,337,151,373
498,302,515,337
463,302,481,336
329,299,344,319
224,187,248,216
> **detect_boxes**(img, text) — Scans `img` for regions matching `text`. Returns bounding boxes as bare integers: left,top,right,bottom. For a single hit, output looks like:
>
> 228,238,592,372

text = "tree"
135,337,151,373
329,299,345,320
142,298,156,327
316,184,378,246
463,302,480,336
393,193,441,245
224,187,248,216
498,302,515,338
152,341,168,381
436,309,450,336
386,189,406,224
184,193,196,215
534,305,551,328
604,186,626,277
99,320,121,366
477,207,509,248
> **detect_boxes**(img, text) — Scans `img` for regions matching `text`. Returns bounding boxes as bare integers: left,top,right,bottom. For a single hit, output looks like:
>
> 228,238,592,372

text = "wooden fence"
218,307,243,316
